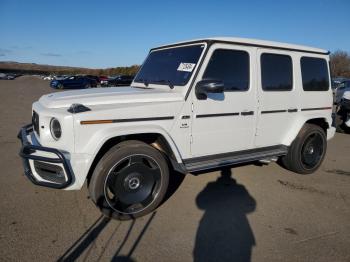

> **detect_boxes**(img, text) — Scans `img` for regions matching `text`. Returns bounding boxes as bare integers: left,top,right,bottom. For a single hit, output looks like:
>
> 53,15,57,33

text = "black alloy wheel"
280,124,327,174
104,154,162,215
300,132,324,170
89,140,170,220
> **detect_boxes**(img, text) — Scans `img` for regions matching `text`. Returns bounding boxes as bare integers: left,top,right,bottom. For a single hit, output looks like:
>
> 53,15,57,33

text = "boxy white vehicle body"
20,37,335,190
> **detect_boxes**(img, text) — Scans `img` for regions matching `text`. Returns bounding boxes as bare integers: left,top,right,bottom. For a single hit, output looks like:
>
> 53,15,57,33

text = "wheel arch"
305,117,329,132
282,116,331,146
86,132,185,185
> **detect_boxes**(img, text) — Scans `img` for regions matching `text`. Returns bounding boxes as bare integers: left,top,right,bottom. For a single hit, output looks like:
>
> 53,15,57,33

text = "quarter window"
202,49,249,91
301,57,329,91
261,53,293,91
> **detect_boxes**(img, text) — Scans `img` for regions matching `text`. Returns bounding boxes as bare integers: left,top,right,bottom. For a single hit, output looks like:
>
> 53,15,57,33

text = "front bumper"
18,124,73,189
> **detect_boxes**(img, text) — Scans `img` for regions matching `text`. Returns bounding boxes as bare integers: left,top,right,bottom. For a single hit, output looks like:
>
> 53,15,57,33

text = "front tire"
281,124,327,174
89,140,169,220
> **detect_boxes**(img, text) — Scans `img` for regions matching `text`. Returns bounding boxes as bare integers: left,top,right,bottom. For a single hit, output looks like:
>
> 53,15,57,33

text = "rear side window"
261,53,293,91
203,49,249,91
301,57,329,91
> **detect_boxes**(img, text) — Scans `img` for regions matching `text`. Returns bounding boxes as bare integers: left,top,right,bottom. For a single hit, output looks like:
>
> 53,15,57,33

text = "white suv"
19,37,336,220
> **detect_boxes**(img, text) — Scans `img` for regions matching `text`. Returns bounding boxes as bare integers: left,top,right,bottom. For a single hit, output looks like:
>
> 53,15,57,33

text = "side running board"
184,145,288,172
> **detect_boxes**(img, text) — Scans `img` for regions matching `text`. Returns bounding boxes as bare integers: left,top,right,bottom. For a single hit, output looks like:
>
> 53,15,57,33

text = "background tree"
330,50,350,78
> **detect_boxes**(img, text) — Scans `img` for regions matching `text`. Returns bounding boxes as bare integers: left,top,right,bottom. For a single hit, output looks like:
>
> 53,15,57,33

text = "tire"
58,83,64,89
89,140,169,220
281,124,327,174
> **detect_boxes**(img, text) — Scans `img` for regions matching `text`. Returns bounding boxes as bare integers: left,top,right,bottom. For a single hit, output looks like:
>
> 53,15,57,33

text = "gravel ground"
0,77,349,262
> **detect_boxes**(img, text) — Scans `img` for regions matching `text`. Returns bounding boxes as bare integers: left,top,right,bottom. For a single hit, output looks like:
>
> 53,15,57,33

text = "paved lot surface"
0,77,349,262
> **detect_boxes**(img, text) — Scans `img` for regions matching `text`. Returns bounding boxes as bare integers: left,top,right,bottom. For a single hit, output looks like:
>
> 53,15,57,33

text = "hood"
39,86,183,108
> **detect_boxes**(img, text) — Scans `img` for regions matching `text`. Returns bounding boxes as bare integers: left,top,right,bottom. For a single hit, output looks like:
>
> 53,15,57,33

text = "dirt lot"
0,76,349,262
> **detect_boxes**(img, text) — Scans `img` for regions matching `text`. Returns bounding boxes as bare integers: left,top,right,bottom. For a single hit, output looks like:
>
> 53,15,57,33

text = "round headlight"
50,118,62,140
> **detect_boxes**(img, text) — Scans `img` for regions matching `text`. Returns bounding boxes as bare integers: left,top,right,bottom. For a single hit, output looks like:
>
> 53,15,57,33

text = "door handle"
241,111,254,116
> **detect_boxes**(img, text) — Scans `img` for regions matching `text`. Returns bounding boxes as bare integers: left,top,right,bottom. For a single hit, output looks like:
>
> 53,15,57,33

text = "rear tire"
89,140,169,220
281,124,327,174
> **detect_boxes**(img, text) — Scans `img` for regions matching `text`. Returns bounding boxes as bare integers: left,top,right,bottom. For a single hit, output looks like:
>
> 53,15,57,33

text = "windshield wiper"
153,79,174,89
135,78,149,87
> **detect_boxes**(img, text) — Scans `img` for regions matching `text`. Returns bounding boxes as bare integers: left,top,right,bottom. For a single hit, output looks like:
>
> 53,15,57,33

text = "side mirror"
195,79,224,100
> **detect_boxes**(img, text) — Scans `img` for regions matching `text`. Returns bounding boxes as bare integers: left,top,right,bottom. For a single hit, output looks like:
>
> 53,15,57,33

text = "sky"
0,0,349,68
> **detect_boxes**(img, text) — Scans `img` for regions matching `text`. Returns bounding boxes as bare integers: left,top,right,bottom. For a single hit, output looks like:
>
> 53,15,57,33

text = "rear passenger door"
255,49,298,147
190,44,257,157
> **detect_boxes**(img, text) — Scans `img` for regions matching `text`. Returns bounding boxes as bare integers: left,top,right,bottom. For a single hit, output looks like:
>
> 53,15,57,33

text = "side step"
184,145,288,172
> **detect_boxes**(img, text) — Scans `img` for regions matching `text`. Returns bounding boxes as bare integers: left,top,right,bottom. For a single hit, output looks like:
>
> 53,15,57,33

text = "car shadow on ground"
193,167,256,262
57,212,156,262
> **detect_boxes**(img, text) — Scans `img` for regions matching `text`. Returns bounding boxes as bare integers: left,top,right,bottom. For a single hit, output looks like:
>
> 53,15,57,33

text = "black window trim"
146,40,330,101
202,48,251,92
300,56,330,92
260,52,294,92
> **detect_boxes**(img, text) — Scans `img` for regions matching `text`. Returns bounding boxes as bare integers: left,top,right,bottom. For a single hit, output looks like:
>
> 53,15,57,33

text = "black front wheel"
89,140,169,220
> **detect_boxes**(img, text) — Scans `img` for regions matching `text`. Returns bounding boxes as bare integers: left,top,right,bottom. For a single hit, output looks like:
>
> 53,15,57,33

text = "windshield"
134,44,205,86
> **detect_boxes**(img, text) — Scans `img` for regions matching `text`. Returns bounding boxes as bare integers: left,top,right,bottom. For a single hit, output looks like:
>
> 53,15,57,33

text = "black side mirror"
195,79,224,100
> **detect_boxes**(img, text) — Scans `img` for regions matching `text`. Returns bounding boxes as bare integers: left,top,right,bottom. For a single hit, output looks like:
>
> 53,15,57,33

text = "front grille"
32,111,40,136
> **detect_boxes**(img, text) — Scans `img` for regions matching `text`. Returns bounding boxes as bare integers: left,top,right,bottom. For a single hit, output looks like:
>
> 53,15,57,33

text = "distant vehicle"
50,75,97,89
6,74,16,80
43,75,54,81
54,75,68,81
335,80,350,104
85,75,101,85
0,73,7,79
337,91,350,133
0,73,18,80
99,76,109,86
106,75,134,87
333,77,348,85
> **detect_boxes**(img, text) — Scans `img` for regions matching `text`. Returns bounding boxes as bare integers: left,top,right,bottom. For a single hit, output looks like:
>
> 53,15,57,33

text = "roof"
154,37,329,55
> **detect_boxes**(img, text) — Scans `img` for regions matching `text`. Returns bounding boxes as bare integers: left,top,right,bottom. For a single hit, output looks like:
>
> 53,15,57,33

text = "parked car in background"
54,75,69,80
99,76,109,86
0,73,19,80
50,75,97,89
85,75,101,85
0,73,7,79
335,80,350,104
43,75,54,81
106,75,134,87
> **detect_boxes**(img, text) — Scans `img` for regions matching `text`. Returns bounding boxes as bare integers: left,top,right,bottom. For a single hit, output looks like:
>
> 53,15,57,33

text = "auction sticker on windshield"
177,63,196,72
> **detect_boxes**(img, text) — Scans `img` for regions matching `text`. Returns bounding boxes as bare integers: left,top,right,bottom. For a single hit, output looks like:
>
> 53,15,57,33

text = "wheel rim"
301,132,324,169
103,154,162,215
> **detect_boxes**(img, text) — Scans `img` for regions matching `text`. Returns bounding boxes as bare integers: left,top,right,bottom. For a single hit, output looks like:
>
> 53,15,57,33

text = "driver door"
190,44,257,157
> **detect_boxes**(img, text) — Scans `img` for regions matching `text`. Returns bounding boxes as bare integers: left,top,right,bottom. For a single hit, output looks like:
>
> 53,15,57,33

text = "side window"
261,53,293,91
202,49,249,91
301,57,329,91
